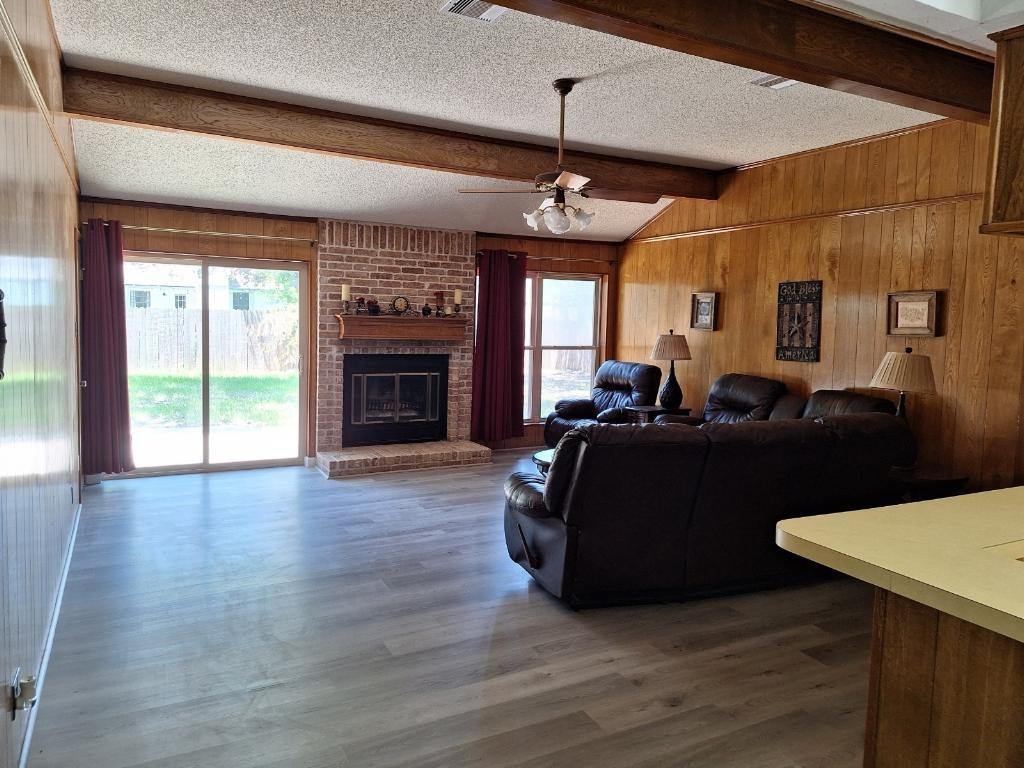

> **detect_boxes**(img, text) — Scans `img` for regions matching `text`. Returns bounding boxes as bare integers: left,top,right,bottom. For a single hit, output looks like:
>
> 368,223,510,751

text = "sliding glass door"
124,255,307,472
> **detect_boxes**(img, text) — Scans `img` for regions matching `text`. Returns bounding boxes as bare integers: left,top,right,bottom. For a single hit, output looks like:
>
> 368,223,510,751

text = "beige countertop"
777,487,1024,643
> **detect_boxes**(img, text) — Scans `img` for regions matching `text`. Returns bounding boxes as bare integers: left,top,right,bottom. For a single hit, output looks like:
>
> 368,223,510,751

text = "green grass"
129,373,299,427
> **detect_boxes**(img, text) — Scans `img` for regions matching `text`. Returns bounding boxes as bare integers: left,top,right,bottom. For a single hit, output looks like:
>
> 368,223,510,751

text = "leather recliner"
543,359,661,447
504,413,915,607
656,372,790,427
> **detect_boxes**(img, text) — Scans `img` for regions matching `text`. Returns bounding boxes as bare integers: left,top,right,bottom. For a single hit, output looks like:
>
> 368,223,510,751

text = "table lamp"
869,347,936,418
650,329,691,410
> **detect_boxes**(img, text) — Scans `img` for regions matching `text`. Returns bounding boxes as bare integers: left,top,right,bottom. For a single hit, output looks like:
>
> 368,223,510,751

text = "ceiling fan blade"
457,187,545,194
580,188,663,204
555,170,592,191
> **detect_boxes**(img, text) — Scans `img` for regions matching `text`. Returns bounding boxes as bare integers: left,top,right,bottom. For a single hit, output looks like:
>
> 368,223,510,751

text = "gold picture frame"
887,291,940,337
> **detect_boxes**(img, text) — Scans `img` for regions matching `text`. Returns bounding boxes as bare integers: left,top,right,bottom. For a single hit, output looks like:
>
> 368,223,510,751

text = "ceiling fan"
458,78,662,234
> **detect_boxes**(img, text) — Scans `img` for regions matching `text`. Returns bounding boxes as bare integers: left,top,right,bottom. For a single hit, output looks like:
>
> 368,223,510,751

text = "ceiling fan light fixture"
575,208,594,231
523,209,543,231
543,205,572,235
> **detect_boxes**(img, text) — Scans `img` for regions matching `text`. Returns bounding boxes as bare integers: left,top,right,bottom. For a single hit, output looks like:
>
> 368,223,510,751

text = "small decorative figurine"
355,296,367,314
422,303,432,317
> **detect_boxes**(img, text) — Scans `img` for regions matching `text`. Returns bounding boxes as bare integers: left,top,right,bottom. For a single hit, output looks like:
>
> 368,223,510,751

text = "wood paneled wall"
476,234,618,449
617,120,1024,489
78,200,316,262
0,1,79,765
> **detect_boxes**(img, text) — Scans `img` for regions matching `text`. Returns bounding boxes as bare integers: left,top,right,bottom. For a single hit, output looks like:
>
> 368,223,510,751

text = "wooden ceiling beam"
62,68,718,200
497,0,993,123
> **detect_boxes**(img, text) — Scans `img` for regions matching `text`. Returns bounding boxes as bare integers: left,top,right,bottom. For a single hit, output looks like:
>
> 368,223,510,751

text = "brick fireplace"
314,219,491,477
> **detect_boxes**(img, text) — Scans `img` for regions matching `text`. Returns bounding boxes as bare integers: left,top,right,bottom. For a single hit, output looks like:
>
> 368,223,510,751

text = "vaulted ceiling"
53,0,941,240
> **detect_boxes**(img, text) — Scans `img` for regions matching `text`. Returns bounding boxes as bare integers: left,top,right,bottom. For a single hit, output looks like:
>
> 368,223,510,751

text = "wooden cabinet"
982,24,1024,235
866,590,1024,768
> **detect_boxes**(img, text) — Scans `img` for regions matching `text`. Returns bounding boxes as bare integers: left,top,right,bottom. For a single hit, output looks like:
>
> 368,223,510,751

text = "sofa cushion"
703,373,787,424
687,419,834,591
591,360,662,413
803,390,896,419
559,423,711,601
543,414,598,449
504,472,552,518
814,413,914,511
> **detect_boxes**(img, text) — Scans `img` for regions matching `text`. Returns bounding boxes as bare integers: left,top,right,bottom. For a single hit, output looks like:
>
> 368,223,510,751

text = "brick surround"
316,219,486,470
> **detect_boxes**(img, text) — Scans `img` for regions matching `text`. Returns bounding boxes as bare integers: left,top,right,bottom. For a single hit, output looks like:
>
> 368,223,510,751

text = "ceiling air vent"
750,74,799,90
440,0,508,22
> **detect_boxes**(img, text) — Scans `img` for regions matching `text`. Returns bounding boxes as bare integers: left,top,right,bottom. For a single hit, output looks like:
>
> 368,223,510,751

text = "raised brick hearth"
315,219,490,477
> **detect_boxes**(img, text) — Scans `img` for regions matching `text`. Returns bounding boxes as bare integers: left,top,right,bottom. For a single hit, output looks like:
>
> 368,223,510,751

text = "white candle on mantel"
454,289,463,305
341,284,351,301
444,305,453,316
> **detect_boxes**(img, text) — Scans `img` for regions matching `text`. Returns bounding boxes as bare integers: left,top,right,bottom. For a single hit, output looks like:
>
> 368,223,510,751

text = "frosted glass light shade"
523,209,542,231
870,349,936,394
543,206,571,234
575,209,594,230
650,330,692,361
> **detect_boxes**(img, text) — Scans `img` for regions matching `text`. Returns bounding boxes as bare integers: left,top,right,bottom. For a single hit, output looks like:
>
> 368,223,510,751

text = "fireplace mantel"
334,314,468,342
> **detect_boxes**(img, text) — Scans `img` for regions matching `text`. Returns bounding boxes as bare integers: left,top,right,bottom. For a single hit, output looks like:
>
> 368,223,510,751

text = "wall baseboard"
17,501,82,768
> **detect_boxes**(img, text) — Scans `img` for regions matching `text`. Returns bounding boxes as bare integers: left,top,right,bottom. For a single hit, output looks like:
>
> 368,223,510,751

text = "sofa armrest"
596,407,631,424
504,472,554,519
553,398,598,420
654,414,702,426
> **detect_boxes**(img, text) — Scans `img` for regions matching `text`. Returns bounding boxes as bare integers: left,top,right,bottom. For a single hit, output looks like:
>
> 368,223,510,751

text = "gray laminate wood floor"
30,452,871,767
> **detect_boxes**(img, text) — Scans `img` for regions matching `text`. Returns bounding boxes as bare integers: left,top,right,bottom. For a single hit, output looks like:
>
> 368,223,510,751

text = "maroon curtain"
80,219,135,475
472,249,527,442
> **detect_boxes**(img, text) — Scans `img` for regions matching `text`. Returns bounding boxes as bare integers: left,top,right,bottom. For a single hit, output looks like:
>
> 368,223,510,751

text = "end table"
624,405,692,424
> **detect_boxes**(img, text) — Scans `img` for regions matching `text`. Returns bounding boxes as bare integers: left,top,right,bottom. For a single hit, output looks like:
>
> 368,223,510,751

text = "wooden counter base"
866,589,1024,768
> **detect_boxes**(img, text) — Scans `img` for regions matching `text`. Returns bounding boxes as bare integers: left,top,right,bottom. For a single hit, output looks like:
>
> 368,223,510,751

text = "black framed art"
776,280,822,362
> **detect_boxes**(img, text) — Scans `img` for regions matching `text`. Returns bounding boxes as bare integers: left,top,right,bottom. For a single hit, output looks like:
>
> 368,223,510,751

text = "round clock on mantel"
390,296,410,314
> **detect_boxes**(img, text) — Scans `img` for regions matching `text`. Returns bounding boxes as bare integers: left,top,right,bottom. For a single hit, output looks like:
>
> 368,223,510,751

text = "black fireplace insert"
342,354,448,447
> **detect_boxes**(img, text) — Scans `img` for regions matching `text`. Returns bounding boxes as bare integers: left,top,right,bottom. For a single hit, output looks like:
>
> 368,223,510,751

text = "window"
130,290,151,309
524,275,600,421
174,293,187,309
232,291,250,311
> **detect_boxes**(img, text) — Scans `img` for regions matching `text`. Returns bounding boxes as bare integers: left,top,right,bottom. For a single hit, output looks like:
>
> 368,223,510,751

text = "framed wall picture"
690,291,718,331
888,291,941,336
776,280,822,363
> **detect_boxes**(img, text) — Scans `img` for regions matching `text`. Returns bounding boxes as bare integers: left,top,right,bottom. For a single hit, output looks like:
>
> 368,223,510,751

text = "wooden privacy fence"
126,308,297,373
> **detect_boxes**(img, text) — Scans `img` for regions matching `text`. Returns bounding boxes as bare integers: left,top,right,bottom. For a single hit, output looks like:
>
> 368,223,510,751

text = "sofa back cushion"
555,423,710,599
686,419,834,590
802,390,896,419
814,413,915,511
703,373,787,424
591,360,662,412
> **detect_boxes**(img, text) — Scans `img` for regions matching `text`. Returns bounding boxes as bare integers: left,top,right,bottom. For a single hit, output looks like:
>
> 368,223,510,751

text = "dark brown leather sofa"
770,389,897,420
543,359,662,447
504,413,914,607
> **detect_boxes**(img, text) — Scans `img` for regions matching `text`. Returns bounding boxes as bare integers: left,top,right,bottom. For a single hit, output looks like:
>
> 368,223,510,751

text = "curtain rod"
80,222,316,244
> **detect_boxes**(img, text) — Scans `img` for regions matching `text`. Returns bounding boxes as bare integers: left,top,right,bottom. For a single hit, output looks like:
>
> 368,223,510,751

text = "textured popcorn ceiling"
73,121,672,242
54,0,939,237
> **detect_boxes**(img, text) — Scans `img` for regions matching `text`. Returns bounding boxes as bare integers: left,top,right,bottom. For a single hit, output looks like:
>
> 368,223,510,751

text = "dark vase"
422,304,432,317
368,305,381,316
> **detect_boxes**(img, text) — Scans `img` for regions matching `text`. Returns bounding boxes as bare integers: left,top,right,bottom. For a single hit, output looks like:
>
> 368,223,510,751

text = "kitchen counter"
776,488,1024,767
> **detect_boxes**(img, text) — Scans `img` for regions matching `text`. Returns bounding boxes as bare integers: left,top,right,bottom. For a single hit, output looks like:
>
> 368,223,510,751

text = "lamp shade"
651,329,692,361
869,348,936,394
